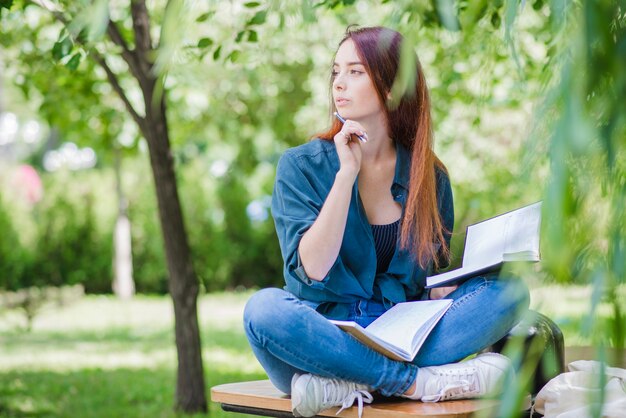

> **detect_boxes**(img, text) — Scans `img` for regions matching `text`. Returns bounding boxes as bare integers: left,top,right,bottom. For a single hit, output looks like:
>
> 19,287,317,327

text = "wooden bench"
211,379,511,417
211,347,625,417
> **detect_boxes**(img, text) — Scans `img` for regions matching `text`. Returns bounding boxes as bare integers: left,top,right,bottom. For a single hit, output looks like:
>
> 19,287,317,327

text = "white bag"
532,360,626,418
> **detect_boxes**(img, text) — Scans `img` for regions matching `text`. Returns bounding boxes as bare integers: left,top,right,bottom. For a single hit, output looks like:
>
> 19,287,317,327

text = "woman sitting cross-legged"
243,25,529,418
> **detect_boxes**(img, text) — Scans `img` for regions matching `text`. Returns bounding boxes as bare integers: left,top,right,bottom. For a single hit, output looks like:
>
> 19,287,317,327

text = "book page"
462,216,507,269
365,300,452,353
462,202,542,268
410,309,448,358
427,202,542,288
329,321,408,361
502,202,541,257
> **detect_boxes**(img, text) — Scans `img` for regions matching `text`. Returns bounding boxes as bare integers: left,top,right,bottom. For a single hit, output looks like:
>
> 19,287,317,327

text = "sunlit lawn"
0,285,622,417
0,291,265,418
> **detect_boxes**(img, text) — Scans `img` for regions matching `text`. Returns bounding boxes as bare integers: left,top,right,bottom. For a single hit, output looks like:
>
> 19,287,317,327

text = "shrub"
0,193,31,291
30,192,113,292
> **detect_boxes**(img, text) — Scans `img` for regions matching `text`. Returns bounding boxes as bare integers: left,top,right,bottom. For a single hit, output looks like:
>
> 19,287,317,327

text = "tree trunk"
142,89,207,412
23,0,208,411
128,1,207,409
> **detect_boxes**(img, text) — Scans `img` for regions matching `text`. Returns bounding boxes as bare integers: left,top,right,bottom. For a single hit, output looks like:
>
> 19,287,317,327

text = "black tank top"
370,219,400,274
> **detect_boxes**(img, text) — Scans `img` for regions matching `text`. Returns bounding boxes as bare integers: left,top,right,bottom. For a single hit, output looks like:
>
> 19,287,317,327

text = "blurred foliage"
0,158,283,294
0,193,30,291
126,156,283,293
0,0,623,349
0,170,113,293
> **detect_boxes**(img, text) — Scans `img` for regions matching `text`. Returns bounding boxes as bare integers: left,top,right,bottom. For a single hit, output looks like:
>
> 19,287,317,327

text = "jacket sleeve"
272,151,361,293
271,152,322,287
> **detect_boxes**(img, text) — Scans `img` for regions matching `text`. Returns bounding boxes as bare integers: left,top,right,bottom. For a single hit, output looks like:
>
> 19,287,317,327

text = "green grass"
0,291,265,418
0,285,622,417
525,284,625,347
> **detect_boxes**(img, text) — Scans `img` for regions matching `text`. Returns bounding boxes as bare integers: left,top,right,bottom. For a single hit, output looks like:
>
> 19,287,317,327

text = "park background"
0,0,624,417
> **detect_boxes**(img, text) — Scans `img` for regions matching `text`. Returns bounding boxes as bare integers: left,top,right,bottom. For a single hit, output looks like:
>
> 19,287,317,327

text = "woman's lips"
335,98,350,106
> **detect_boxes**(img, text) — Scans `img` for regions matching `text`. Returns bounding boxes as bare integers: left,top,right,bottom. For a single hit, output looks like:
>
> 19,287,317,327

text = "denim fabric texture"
244,275,529,396
271,138,454,318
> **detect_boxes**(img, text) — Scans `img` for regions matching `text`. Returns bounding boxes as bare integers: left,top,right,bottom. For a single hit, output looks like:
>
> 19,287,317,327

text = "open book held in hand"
329,299,452,362
426,201,542,289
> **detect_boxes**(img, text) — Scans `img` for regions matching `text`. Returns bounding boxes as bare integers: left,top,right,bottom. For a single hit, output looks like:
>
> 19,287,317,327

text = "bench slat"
211,380,503,417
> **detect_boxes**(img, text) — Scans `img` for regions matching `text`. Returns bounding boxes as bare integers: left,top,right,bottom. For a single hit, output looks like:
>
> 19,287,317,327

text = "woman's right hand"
429,285,458,300
333,119,366,179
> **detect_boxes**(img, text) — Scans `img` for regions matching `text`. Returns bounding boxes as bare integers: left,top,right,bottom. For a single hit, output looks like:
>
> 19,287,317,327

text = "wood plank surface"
210,380,502,417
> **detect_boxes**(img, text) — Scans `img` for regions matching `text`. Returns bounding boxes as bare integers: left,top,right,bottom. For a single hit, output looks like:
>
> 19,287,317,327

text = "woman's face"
332,39,384,122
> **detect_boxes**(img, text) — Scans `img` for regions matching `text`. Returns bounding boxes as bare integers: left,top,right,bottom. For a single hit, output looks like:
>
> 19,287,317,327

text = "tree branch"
27,0,146,133
106,20,133,61
28,0,67,24
92,51,146,132
107,20,145,81
131,0,153,67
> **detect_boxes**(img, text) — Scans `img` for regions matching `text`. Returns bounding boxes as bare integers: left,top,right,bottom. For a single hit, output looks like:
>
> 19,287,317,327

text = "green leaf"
490,11,501,28
212,45,222,60
532,0,544,11
65,53,81,71
460,0,488,31
76,27,90,44
247,30,258,42
227,50,240,63
388,36,417,109
52,37,73,60
87,0,109,42
235,31,245,43
435,0,460,31
248,10,267,26
196,11,215,22
197,37,214,48
244,2,261,7
300,0,316,23
0,0,14,12
321,0,356,9
66,0,109,43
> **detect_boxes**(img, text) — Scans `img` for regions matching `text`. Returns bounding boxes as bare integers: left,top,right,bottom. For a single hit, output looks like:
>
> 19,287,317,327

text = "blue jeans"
243,275,529,397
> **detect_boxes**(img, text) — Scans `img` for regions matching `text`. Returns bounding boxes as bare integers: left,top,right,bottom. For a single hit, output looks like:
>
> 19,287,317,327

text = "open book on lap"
426,201,542,289
329,299,452,362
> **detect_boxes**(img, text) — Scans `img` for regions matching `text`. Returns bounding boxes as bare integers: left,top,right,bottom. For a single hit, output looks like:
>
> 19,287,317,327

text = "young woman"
244,26,529,417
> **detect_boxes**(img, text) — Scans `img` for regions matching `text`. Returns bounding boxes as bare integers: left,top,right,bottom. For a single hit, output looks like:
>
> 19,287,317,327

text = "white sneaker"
291,373,373,417
420,352,513,402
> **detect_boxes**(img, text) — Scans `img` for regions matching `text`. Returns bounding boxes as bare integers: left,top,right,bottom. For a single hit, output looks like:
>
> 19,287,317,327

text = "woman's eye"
331,69,363,77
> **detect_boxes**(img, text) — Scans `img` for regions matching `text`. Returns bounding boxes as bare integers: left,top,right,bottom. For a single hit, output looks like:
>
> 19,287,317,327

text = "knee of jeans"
243,288,291,337
494,276,530,315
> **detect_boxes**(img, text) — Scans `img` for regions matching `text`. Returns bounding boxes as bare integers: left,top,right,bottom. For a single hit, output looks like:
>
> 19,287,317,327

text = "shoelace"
422,368,479,402
320,379,373,418
335,389,373,418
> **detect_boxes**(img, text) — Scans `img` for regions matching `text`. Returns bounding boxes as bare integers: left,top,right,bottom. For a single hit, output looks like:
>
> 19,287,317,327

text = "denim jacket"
271,138,454,318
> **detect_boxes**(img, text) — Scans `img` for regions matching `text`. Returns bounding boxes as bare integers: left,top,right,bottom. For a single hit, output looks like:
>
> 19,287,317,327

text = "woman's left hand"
429,285,458,300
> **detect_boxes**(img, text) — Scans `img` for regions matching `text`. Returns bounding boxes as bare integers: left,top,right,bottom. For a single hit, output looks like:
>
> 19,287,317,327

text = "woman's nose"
333,76,345,91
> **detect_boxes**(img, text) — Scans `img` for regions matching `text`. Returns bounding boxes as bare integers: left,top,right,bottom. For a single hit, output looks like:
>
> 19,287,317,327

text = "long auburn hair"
317,26,450,269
